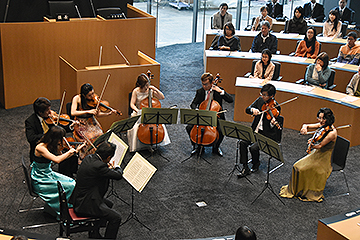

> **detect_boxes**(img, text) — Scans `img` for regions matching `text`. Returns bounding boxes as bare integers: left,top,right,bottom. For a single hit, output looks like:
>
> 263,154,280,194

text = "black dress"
209,34,241,51
287,17,307,35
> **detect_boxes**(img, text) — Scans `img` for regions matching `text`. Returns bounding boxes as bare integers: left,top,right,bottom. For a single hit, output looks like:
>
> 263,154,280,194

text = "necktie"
206,90,211,100
42,119,49,133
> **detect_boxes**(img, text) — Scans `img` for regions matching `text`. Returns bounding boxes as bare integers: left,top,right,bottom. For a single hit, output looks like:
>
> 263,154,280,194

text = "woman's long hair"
304,27,317,55
38,126,66,154
80,83,94,110
327,9,340,32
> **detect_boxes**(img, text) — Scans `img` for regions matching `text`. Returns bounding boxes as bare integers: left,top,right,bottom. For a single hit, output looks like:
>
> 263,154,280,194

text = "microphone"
75,5,82,20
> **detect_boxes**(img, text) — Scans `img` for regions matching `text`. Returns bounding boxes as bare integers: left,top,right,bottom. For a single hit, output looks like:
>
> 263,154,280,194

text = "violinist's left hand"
69,120,80,129
270,117,277,125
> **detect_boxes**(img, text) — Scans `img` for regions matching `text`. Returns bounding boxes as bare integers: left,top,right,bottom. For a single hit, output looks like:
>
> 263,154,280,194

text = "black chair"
341,22,348,39
48,1,77,19
296,69,336,90
19,156,57,229
283,19,289,33
97,7,125,19
244,17,256,31
210,16,214,29
57,181,101,237
244,60,282,81
327,136,350,196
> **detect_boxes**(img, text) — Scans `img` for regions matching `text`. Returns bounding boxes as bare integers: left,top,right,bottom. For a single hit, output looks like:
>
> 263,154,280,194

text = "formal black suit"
240,97,283,167
71,153,123,239
186,87,233,150
266,2,283,19
303,2,325,22
25,113,78,177
333,6,354,24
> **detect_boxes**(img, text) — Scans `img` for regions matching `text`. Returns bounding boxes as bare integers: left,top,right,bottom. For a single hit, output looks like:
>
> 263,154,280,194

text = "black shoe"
212,147,223,157
251,163,260,173
237,167,250,178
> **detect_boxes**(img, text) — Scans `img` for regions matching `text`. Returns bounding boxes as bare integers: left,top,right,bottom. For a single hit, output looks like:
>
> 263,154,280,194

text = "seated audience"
337,31,360,65
266,0,283,19
252,6,273,31
323,10,342,38
332,0,354,24
250,49,275,81
251,21,278,54
303,0,325,22
235,226,257,240
346,66,360,97
304,52,331,88
295,27,320,59
210,22,241,51
212,3,232,30
287,6,307,35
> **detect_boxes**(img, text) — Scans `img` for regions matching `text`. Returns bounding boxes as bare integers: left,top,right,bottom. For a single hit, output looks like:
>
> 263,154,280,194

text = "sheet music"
108,132,128,166
123,153,157,192
340,95,359,103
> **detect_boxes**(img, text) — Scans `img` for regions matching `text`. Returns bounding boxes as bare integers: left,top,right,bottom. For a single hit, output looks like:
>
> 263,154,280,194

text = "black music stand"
180,108,217,164
251,133,285,205
218,119,255,185
140,107,178,161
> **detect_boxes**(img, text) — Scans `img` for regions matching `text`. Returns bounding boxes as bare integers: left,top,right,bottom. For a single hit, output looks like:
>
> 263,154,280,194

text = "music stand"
140,107,178,161
180,108,217,164
218,119,255,185
251,133,285,205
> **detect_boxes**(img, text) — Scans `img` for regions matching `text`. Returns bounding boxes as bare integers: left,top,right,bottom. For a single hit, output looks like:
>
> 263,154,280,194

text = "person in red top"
295,27,320,59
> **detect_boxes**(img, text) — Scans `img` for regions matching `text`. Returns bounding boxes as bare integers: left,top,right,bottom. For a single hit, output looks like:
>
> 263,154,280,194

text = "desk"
234,78,360,146
0,4,156,109
205,29,348,58
205,50,357,94
317,208,360,239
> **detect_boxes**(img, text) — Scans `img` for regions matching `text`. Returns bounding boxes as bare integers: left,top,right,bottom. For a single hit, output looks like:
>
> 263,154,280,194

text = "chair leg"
341,170,350,196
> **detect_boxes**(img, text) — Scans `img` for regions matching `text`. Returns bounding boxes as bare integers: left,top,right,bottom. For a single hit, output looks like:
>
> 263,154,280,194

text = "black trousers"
97,198,122,239
239,140,260,167
185,124,223,149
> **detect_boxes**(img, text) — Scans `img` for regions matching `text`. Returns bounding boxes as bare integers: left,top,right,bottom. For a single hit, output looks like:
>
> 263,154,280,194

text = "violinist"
185,72,233,157
238,83,282,178
279,108,337,202
127,73,170,152
25,97,79,178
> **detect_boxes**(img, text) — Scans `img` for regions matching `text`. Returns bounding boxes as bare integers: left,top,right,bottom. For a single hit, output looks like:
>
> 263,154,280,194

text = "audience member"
303,0,325,22
346,65,360,97
212,3,232,30
251,21,278,54
304,52,331,88
210,22,241,51
323,9,342,38
252,6,273,31
287,6,307,35
266,0,283,19
332,0,354,24
235,226,257,240
250,49,275,81
295,26,320,59
337,31,360,65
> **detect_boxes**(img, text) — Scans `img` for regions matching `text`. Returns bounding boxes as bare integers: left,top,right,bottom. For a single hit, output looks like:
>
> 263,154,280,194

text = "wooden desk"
0,4,156,109
205,50,357,94
234,78,360,146
317,208,360,239
205,29,348,58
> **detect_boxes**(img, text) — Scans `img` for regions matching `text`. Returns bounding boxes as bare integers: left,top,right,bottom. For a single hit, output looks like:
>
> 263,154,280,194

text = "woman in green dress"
279,108,337,202
31,126,84,216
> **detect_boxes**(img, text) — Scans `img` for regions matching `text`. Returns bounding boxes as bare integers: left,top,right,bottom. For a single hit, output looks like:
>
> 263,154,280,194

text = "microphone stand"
89,0,96,17
3,0,11,23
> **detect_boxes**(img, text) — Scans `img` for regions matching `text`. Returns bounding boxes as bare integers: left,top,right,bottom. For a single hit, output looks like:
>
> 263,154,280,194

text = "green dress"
279,141,335,202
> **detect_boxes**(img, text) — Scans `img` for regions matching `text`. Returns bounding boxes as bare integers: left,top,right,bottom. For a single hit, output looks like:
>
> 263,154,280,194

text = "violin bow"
115,45,131,65
95,73,111,112
98,46,103,67
56,90,67,126
305,124,352,135
258,96,299,115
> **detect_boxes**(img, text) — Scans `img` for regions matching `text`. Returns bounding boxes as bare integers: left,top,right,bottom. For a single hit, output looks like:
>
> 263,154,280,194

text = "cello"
189,74,222,146
137,71,165,145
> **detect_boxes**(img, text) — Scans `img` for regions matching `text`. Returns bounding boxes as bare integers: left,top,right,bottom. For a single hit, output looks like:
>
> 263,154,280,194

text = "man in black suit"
303,0,325,22
71,141,123,239
251,21,278,54
185,72,233,157
333,0,354,24
25,97,78,177
266,0,283,19
237,84,283,178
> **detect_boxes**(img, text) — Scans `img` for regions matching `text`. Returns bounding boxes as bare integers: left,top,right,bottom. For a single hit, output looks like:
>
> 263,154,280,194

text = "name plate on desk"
85,64,129,70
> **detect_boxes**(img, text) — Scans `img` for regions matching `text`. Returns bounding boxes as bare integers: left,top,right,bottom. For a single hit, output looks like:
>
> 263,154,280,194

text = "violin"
86,93,122,115
306,125,332,154
261,98,281,130
189,73,222,145
45,110,77,126
137,70,165,145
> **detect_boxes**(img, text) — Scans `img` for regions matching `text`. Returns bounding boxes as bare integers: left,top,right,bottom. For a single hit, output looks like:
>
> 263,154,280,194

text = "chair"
244,17,256,31
96,7,125,19
57,181,101,237
282,19,289,33
48,1,77,19
244,60,282,81
341,22,348,39
296,69,336,90
19,156,57,229
327,136,350,196
210,16,214,29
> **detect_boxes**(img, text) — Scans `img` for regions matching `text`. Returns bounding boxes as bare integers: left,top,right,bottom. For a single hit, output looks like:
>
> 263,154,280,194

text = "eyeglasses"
260,92,270,97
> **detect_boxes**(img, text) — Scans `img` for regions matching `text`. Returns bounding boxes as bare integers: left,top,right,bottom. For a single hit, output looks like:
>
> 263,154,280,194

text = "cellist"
127,73,170,152
185,72,233,157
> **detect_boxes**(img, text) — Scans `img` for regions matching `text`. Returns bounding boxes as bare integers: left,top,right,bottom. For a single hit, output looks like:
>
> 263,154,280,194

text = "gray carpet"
0,42,360,240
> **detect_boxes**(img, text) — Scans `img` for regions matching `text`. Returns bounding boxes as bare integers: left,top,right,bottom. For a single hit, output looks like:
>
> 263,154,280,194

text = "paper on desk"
330,62,346,68
297,85,315,92
340,95,359,103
